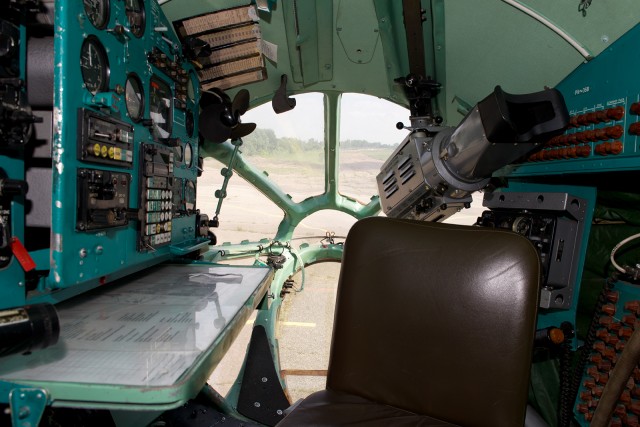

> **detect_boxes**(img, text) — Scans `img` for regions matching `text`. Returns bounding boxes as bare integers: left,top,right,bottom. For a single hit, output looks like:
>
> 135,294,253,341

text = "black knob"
396,122,405,130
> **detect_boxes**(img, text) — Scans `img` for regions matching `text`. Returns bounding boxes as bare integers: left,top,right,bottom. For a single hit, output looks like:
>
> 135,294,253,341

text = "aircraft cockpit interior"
1,0,640,425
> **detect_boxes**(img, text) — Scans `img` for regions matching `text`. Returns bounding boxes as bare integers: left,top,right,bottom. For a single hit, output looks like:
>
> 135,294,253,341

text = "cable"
500,0,593,59
288,235,347,242
609,232,640,274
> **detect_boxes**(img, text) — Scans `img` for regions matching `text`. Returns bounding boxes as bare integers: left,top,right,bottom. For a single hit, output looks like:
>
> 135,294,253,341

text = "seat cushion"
276,389,459,427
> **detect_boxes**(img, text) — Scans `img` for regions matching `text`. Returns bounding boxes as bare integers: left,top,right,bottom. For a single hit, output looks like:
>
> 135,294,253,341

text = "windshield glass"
339,93,407,204
241,93,325,202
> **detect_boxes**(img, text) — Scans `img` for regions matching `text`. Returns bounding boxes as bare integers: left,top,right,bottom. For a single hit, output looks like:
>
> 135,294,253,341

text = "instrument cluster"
47,0,203,290
77,0,198,144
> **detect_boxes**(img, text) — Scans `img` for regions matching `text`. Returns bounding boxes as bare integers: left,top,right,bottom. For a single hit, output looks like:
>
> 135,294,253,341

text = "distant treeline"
241,128,396,156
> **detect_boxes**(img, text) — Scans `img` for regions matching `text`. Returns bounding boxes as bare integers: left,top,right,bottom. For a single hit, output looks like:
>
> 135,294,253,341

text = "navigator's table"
0,264,273,409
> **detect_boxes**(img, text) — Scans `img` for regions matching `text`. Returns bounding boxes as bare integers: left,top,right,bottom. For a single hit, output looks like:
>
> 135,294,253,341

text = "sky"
242,92,410,145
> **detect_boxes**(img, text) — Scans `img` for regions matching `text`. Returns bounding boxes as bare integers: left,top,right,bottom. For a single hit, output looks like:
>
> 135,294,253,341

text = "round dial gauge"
184,142,193,167
83,0,110,29
125,74,144,121
125,0,145,38
80,37,109,95
187,74,196,102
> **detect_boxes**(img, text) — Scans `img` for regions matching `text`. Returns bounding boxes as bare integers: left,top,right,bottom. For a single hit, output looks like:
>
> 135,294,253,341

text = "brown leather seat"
277,217,540,427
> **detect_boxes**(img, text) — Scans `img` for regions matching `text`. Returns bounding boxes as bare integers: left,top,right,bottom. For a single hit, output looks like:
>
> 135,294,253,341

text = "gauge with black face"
125,73,144,122
185,110,194,137
125,0,145,38
83,0,110,29
149,76,172,141
80,36,109,95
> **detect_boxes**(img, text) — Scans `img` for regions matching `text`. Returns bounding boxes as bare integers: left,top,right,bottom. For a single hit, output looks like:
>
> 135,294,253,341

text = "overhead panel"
336,0,380,64
521,0,640,58
282,0,333,86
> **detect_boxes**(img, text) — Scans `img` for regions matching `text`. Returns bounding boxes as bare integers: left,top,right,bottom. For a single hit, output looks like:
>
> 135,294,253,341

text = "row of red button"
569,106,625,128
547,125,624,147
577,297,640,424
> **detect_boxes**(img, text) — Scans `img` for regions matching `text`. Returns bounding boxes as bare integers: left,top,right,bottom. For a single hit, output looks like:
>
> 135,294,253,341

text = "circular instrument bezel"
184,142,193,168
80,36,110,95
83,0,110,30
187,72,197,102
125,0,146,38
125,73,144,122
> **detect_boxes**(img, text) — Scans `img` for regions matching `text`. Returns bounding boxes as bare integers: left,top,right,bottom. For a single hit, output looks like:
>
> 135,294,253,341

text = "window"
339,94,407,204
198,157,283,244
241,93,325,202
277,262,341,402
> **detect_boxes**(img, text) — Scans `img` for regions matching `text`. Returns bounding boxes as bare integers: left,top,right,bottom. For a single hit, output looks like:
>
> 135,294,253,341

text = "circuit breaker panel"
0,0,206,309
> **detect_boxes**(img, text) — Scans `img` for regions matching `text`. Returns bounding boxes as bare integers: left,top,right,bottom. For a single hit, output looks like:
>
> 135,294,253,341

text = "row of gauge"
80,0,198,143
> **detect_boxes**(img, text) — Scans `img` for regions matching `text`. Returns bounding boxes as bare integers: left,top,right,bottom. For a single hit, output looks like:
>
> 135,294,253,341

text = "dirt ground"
198,150,483,243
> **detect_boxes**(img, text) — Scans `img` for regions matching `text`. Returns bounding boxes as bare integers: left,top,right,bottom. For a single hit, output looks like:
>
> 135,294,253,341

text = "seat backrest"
326,217,540,427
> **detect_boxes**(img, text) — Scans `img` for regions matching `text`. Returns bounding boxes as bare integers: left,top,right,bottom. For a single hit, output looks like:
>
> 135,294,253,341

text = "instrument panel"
46,0,205,290
0,0,205,304
502,25,640,177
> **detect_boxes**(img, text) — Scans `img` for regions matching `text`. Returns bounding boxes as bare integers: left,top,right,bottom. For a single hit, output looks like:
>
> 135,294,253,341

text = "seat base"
276,389,459,427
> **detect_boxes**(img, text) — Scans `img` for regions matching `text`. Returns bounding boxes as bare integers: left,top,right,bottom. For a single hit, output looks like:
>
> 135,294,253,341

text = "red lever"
10,237,36,272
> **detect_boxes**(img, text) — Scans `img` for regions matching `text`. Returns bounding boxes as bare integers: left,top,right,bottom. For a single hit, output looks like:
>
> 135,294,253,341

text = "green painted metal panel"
442,0,584,125
522,0,640,58
336,0,380,65
285,0,333,86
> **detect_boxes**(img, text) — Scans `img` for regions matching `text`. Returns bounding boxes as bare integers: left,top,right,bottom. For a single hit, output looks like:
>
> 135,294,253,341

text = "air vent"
398,159,416,185
384,182,399,199
382,170,398,199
